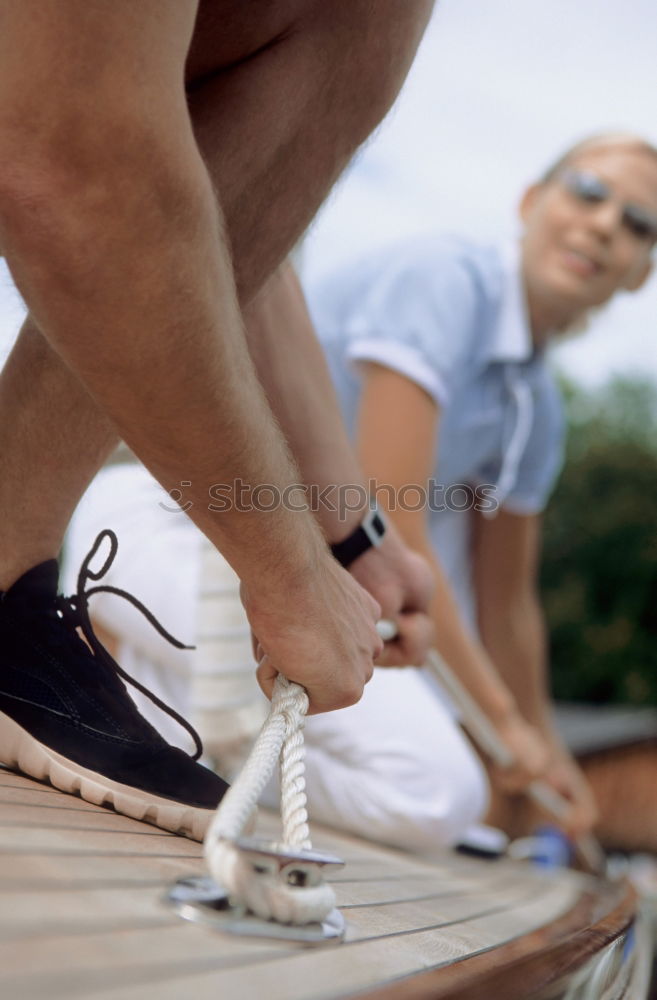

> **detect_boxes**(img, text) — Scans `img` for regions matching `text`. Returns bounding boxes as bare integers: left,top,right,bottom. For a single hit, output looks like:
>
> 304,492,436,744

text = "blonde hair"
540,132,657,183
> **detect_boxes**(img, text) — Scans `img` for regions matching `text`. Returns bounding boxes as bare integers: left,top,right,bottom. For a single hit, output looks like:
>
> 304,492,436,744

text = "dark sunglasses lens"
623,207,657,241
563,170,608,203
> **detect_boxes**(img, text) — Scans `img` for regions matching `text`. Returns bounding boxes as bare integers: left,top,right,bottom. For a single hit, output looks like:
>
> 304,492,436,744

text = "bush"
542,376,657,706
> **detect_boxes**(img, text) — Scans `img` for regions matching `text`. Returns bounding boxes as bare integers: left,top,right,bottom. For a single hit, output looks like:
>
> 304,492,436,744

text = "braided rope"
278,680,312,850
204,674,336,924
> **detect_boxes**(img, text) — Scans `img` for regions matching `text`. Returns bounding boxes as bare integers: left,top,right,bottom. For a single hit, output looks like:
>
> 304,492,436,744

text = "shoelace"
55,528,203,760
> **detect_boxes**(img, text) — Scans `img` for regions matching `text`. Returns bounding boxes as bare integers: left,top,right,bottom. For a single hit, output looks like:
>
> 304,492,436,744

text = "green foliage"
542,374,657,706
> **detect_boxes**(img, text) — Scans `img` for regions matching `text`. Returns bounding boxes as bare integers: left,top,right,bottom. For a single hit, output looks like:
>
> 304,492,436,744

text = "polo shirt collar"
485,242,534,364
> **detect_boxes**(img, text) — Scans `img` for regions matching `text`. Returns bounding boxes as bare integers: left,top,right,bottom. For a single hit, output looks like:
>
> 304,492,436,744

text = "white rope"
203,673,336,925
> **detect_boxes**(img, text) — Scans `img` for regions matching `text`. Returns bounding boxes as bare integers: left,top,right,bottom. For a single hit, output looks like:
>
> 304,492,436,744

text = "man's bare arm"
243,263,364,537
243,262,434,665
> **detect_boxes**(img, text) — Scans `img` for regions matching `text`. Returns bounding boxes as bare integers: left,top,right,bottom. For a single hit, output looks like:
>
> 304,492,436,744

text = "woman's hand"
541,744,599,838
490,710,552,792
491,713,599,838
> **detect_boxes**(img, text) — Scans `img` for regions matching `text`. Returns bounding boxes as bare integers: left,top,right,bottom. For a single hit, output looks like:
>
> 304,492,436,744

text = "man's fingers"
403,549,435,613
254,606,380,714
367,597,385,660
255,653,278,701
375,612,434,666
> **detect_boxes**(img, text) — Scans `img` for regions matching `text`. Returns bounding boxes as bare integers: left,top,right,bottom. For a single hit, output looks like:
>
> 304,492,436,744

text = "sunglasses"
557,167,657,243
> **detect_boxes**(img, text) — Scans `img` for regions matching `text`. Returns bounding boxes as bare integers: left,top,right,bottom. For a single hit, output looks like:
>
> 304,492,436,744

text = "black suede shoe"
0,530,229,840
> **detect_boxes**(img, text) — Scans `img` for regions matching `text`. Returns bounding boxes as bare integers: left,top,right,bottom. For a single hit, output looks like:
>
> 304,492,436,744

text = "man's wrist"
330,504,387,568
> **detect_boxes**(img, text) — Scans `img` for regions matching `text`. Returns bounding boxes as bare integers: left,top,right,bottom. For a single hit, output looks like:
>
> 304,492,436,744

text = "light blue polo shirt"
305,235,565,625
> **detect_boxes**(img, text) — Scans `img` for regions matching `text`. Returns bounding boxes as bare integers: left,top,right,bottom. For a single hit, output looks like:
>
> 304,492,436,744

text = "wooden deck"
0,764,640,1000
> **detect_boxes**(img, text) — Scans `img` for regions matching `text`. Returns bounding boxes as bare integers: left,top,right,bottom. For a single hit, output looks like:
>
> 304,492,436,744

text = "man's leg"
0,315,118,582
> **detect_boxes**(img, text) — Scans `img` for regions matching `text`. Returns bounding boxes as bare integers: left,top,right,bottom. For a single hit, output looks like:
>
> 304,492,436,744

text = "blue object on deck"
531,826,574,870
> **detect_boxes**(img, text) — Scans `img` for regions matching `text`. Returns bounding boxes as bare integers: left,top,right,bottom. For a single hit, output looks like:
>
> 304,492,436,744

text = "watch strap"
330,506,387,568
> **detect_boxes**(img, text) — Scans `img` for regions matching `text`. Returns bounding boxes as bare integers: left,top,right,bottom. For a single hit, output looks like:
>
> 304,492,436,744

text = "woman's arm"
473,511,551,727
473,509,599,835
356,363,550,786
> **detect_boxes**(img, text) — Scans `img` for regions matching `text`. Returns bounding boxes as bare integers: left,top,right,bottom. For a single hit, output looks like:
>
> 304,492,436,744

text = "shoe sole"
0,711,214,842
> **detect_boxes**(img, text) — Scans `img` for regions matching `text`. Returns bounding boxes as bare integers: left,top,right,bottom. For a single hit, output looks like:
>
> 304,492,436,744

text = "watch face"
363,508,386,546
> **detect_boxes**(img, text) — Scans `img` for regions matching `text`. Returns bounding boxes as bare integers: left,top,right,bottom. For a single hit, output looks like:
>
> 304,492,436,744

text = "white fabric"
489,242,534,364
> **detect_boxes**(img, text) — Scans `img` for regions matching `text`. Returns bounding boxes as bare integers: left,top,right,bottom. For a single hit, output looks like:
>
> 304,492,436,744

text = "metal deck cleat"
166,841,346,944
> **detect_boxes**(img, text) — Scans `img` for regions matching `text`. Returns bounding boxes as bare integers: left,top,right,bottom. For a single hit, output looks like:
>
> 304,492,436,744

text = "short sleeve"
314,242,483,407
503,369,566,515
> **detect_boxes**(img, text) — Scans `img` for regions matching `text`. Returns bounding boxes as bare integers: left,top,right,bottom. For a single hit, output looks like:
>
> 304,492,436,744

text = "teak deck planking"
0,764,636,1000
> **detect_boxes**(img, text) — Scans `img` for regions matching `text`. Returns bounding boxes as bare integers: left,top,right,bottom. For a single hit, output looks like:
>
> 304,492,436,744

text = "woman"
297,132,657,849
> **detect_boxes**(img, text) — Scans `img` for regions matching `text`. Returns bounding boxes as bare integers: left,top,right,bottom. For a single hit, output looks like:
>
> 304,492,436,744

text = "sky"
1,0,656,387
302,0,657,388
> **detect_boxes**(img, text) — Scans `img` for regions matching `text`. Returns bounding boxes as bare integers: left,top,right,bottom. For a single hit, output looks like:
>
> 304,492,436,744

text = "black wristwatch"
330,506,387,568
